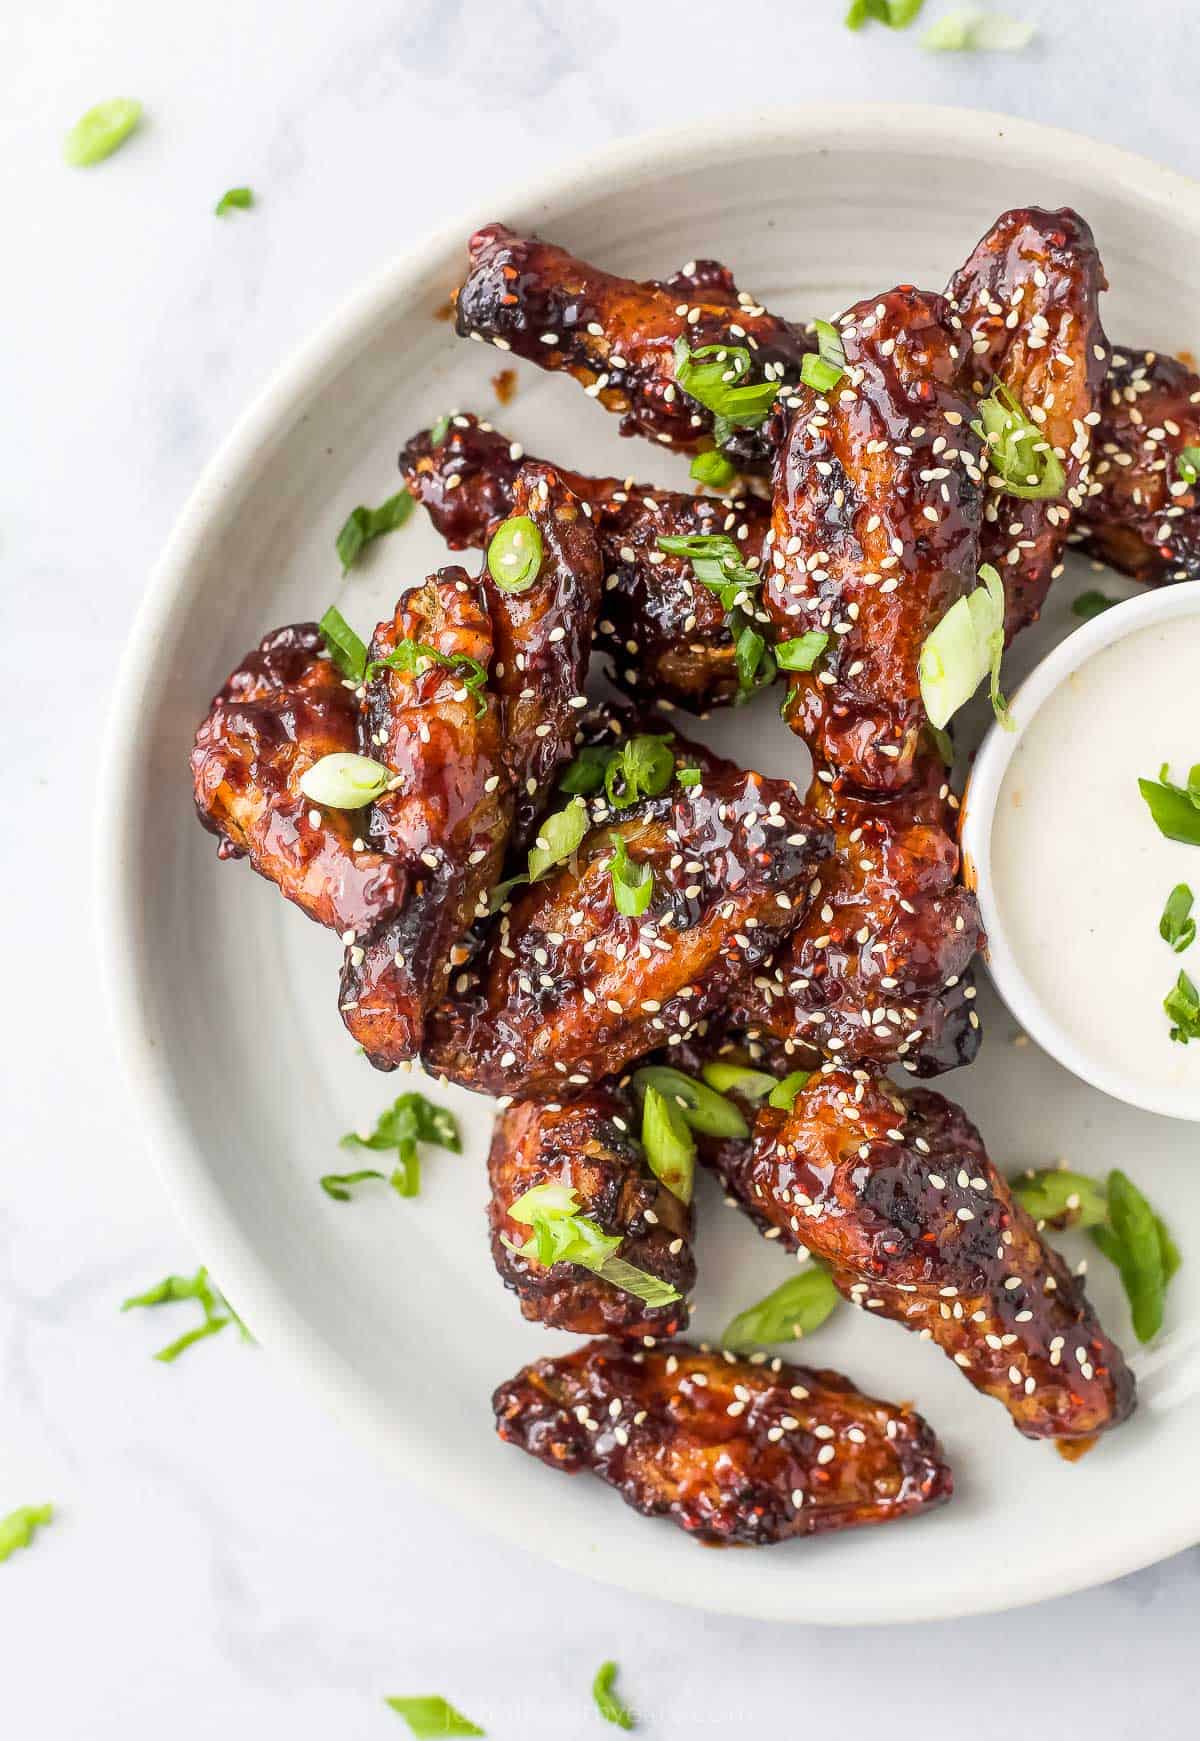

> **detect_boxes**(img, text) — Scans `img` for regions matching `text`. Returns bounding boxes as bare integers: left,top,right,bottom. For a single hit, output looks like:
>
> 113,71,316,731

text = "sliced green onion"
923,8,1034,51
366,638,489,717
1019,1166,1180,1344
656,533,765,699
672,337,779,436
1165,970,1200,1044
605,735,675,809
657,532,759,609
528,797,589,882
690,449,738,489
633,1065,749,1140
0,1505,54,1564
319,1168,388,1201
978,566,1013,728
608,833,654,917
318,604,368,681
560,737,679,805
559,745,612,796
593,1258,684,1308
918,563,1011,730
63,98,142,166
775,630,829,673
385,1696,484,1737
973,384,1065,500
1009,1168,1107,1230
299,752,390,809
722,1266,840,1350
676,766,702,787
1177,447,1200,486
1072,590,1120,620
214,186,253,216
846,0,924,24
800,319,847,393
428,414,452,447
339,1091,460,1200
121,1266,237,1363
487,514,543,593
504,1183,680,1306
639,1085,696,1204
592,1662,635,1731
734,624,773,698
1161,884,1196,954
699,1060,778,1101
1139,764,1200,847
336,490,413,572
768,1070,812,1111
1099,1169,1168,1342
492,794,595,910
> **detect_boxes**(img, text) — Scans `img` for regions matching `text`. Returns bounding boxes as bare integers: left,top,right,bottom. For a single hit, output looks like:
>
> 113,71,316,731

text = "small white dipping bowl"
962,580,1200,1122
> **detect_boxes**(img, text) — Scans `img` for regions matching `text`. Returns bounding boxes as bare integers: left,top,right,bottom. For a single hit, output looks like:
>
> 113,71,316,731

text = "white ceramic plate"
99,106,1200,1624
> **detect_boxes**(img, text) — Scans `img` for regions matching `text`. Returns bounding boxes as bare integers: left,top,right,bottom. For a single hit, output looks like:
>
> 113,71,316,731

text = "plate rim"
96,102,1200,1624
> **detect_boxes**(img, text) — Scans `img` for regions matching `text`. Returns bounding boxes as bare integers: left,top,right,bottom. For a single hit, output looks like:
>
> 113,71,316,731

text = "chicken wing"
191,622,409,933
455,224,810,471
705,1069,1135,1443
402,412,768,710
1077,346,1200,584
948,206,1109,639
338,572,514,1063
422,764,832,1099
766,287,985,791
492,1338,952,1545
481,461,603,846
734,750,984,1077
488,1085,693,1336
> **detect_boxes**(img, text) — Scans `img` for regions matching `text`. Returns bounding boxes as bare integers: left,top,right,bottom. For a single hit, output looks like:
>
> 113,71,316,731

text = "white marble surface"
5,0,1200,1732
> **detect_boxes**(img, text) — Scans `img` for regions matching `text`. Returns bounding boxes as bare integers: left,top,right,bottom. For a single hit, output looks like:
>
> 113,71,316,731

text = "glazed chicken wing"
402,412,768,711
337,572,513,1063
481,461,603,845
455,224,810,472
734,751,984,1077
706,1069,1135,1443
422,764,832,1099
493,1339,952,1545
1077,346,1200,584
488,1085,693,1336
766,287,985,791
191,623,409,933
948,206,1109,639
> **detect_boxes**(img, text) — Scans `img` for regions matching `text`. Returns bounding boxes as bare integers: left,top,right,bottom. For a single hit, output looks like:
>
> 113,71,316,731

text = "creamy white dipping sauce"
989,616,1200,1105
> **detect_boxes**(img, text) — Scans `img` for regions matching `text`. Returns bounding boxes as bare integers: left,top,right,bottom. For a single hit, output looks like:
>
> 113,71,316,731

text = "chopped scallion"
608,833,654,917
973,384,1065,500
486,514,543,593
64,98,142,166
0,1504,54,1565
633,1065,749,1140
1160,884,1196,954
299,752,391,810
592,1662,635,1731
923,8,1034,50
722,1266,840,1350
214,186,253,216
775,630,829,673
639,1084,697,1204
799,318,847,393
918,563,1011,730
768,1070,812,1111
336,490,413,572
690,449,738,489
